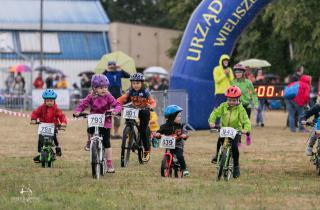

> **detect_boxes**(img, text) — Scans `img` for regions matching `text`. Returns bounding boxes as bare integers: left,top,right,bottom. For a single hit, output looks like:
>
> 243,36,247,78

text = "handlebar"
73,111,120,119
122,104,153,112
210,126,250,136
30,121,66,131
305,122,315,127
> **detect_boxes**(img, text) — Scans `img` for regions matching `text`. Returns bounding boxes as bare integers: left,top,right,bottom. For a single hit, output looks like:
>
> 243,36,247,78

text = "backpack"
284,82,299,99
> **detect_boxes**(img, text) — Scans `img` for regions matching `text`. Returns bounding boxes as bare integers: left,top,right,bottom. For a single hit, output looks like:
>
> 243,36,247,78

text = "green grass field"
0,111,320,210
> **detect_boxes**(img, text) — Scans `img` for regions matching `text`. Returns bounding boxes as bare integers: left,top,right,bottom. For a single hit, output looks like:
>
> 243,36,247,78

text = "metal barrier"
151,90,195,130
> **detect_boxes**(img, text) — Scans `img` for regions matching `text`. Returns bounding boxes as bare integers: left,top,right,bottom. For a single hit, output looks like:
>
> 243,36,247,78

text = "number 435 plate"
160,136,176,149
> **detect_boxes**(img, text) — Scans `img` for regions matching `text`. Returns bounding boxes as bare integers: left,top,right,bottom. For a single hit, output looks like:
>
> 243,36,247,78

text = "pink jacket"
292,75,311,106
75,93,122,128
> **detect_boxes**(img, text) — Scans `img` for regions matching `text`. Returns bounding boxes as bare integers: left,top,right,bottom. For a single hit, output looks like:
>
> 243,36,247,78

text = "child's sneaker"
33,155,40,163
143,151,150,162
55,146,62,156
106,160,115,173
306,146,313,156
84,140,90,151
233,166,240,178
211,155,217,164
183,169,190,177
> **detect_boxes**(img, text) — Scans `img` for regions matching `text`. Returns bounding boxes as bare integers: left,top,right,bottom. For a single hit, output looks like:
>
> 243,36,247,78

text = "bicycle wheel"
161,158,172,177
91,142,100,179
41,151,48,168
217,150,227,181
136,130,144,164
121,126,134,167
224,155,233,181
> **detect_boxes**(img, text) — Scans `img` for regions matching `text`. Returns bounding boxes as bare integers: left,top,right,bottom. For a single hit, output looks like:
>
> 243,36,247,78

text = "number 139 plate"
160,136,176,149
88,114,105,127
38,123,55,136
123,108,139,119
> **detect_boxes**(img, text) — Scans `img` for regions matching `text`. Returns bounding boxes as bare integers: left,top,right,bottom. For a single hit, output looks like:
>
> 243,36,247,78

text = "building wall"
108,22,181,71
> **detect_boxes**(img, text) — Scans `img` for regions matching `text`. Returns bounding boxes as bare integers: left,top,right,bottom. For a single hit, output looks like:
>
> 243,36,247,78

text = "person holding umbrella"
103,61,130,139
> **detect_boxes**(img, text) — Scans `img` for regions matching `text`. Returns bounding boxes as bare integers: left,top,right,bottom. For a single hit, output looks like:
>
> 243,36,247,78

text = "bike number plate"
38,123,55,136
88,114,105,127
160,136,176,149
123,108,139,120
219,127,237,139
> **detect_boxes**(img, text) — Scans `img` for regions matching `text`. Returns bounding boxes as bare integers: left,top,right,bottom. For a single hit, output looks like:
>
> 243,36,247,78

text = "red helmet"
225,86,242,98
233,63,247,72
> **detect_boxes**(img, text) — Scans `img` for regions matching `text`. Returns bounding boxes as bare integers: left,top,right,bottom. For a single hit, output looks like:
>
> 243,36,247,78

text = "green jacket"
213,54,234,94
231,78,258,108
208,102,251,132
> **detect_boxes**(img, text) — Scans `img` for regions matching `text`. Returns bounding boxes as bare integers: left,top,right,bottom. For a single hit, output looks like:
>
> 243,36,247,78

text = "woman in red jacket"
31,89,67,162
285,75,311,132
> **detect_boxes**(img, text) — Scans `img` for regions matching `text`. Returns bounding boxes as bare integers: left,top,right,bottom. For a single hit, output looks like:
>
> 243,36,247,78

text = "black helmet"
130,73,145,81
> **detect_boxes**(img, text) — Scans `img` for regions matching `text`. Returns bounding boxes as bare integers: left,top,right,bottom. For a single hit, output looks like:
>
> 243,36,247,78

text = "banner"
170,0,272,129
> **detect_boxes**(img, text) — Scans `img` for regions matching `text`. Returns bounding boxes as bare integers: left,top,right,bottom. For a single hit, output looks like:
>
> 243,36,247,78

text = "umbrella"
78,71,95,77
35,65,65,76
9,64,32,73
95,51,136,91
239,59,271,68
78,71,95,79
144,66,168,78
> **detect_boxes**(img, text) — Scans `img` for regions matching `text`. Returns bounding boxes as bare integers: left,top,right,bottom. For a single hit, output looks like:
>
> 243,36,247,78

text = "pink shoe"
246,135,251,145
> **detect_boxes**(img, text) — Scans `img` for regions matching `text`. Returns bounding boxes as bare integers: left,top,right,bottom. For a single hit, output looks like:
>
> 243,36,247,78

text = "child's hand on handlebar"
180,134,188,140
155,133,162,139
30,119,37,124
242,129,248,134
301,120,307,125
60,123,67,127
73,112,80,117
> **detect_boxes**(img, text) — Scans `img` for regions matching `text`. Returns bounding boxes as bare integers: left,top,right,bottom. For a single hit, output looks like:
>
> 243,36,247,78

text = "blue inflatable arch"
170,0,272,129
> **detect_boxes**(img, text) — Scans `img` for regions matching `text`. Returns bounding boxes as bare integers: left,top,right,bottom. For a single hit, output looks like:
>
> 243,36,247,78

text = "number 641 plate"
160,136,176,149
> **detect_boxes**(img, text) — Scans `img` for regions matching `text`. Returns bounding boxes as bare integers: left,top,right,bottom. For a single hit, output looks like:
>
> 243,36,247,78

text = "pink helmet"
91,74,109,88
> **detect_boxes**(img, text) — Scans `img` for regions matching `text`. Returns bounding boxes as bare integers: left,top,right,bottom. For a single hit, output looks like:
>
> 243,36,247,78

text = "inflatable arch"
170,0,272,129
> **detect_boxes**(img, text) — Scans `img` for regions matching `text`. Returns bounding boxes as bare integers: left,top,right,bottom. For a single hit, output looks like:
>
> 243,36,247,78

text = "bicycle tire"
136,130,144,164
217,150,227,181
121,126,133,167
41,151,47,168
91,141,100,179
161,158,171,177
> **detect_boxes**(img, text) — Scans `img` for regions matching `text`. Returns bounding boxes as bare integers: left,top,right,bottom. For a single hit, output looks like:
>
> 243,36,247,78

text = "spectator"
158,78,169,90
291,65,304,82
33,72,44,89
56,75,68,89
255,69,267,127
80,74,91,98
285,75,311,132
71,83,81,106
46,73,54,88
5,72,15,93
53,75,60,88
213,54,234,123
103,61,130,139
13,72,25,94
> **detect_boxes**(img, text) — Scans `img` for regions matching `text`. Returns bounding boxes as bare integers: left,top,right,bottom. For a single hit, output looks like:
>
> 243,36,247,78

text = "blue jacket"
103,70,130,98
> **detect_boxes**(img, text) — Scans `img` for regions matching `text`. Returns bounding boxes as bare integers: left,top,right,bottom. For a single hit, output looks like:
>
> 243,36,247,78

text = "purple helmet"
91,74,110,88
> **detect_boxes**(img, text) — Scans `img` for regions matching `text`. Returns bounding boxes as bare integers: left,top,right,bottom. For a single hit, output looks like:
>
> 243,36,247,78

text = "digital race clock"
253,84,286,99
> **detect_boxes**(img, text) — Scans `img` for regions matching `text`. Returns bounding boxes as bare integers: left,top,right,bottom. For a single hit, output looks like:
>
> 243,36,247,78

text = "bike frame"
89,126,104,165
